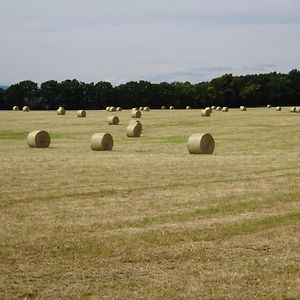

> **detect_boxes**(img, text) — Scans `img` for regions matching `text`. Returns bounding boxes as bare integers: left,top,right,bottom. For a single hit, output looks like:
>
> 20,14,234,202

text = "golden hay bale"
161,106,166,109
109,106,116,112
131,110,142,118
57,107,65,115
205,107,212,113
169,106,174,109
91,133,113,151
77,110,86,117
143,106,150,111
216,106,222,111
12,106,19,111
116,107,122,111
295,107,300,113
240,106,246,111
267,104,272,108
139,106,144,110
290,107,296,112
276,106,282,111
211,106,216,110
126,122,142,137
132,107,139,111
27,130,51,148
105,106,110,111
201,109,211,117
186,106,191,110
222,107,229,112
187,133,215,154
107,115,120,125
23,106,30,112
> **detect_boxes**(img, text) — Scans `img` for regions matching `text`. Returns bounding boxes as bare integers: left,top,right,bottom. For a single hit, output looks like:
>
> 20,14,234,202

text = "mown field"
0,107,299,299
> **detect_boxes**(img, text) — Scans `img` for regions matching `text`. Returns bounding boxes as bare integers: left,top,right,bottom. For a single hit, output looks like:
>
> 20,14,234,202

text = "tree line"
0,70,299,110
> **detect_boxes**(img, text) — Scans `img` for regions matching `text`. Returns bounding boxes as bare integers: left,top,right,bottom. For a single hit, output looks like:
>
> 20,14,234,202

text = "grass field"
0,107,299,299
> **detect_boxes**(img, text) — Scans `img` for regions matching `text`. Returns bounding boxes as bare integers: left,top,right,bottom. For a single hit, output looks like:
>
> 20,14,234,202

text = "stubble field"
0,107,299,299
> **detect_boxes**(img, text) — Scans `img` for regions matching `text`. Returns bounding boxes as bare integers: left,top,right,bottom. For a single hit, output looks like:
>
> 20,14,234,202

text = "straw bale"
27,130,51,148
91,133,113,151
187,133,215,154
107,115,119,125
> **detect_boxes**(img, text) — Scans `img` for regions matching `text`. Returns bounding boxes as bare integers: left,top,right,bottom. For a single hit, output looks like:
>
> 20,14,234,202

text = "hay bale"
169,106,174,110
211,106,216,110
126,122,142,137
143,106,150,111
77,110,86,117
201,108,211,117
132,107,139,111
116,107,122,111
276,106,282,111
295,107,300,113
267,104,272,108
216,106,222,111
161,106,166,109
12,106,19,111
131,110,141,118
186,106,191,110
109,106,116,112
139,106,144,110
23,106,30,112
290,107,296,112
27,130,51,148
91,133,113,151
105,106,110,111
240,106,246,111
57,107,65,115
107,115,119,125
187,133,215,154
222,107,229,112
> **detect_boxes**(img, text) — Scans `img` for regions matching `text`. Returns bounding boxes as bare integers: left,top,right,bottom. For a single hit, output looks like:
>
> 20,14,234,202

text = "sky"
0,0,300,85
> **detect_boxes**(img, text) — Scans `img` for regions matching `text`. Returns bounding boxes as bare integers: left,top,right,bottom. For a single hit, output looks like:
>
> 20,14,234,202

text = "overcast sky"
1,0,300,85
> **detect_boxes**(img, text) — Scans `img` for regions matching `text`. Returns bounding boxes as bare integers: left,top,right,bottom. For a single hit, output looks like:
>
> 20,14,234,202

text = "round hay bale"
132,107,138,111
107,115,119,125
290,107,296,112
211,106,216,110
91,133,113,151
161,106,166,109
12,106,19,111
187,133,215,154
27,130,51,148
139,106,144,110
23,106,30,112
240,106,246,111
105,106,110,111
295,107,300,113
131,110,141,118
116,107,122,111
77,110,86,117
205,107,212,113
143,106,150,111
216,106,222,111
57,107,65,115
267,104,272,108
276,106,282,111
222,107,229,112
186,106,191,110
169,106,174,110
109,106,116,112
126,123,142,137
201,109,211,117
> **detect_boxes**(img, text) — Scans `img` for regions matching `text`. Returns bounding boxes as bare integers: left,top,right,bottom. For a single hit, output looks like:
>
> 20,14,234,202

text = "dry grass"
0,108,300,299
